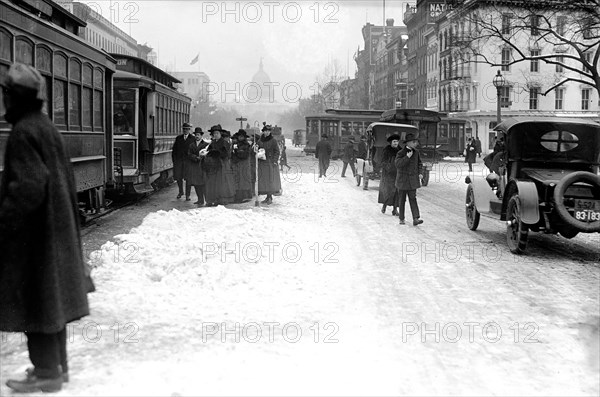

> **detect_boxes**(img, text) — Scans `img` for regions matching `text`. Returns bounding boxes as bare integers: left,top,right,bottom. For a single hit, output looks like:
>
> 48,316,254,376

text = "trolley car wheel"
465,185,480,230
506,194,529,254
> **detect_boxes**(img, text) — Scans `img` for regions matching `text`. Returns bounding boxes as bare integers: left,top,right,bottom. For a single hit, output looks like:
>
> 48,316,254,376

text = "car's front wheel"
465,185,480,230
506,194,529,254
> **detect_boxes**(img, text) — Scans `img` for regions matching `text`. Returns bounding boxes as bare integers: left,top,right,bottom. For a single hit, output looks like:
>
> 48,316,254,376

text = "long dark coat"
231,139,253,200
378,145,400,205
464,141,477,165
172,133,195,180
204,138,235,204
257,134,281,194
186,139,208,185
341,142,356,163
357,141,368,160
0,110,90,333
395,147,423,191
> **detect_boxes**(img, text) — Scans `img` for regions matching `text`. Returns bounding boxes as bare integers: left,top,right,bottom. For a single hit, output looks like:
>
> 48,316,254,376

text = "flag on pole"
189,53,199,65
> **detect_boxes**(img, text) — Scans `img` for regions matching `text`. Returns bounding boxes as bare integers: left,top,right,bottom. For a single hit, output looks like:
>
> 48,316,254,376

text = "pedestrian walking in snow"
256,124,281,204
378,134,401,215
187,127,209,205
357,135,368,160
474,136,482,158
204,125,235,206
395,132,424,226
315,133,332,178
279,141,291,171
0,63,94,393
464,137,477,172
341,136,357,177
172,121,195,200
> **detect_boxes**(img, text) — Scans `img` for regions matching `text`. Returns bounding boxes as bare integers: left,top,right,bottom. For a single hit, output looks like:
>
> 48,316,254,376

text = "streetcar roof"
366,122,418,132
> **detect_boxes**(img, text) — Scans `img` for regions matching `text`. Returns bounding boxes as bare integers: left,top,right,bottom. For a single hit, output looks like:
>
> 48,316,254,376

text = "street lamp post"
492,70,506,126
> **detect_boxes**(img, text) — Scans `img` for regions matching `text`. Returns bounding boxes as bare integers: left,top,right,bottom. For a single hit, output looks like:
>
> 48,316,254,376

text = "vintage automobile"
464,117,600,254
356,122,432,189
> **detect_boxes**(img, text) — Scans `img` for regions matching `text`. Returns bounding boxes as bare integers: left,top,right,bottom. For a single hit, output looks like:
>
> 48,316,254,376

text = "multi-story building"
58,0,152,60
443,0,599,152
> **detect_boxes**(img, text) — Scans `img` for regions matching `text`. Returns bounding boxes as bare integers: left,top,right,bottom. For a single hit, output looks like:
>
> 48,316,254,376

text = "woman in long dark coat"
187,128,209,205
256,124,281,204
378,134,401,215
204,125,235,206
231,130,253,202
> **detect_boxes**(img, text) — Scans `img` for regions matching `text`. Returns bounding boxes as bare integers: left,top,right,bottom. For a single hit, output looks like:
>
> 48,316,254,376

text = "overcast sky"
88,0,410,101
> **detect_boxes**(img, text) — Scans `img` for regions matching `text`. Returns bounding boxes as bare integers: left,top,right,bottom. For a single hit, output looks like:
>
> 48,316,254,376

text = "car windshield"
507,122,600,165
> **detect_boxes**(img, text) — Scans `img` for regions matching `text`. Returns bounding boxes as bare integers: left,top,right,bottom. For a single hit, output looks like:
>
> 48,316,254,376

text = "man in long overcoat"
256,124,281,204
315,133,332,178
341,136,357,177
395,132,424,226
0,63,92,393
172,122,195,200
464,137,477,172
378,134,401,215
187,128,209,205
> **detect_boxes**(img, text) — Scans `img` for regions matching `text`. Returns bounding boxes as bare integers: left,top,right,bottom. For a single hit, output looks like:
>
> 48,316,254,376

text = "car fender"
471,178,497,213
514,180,540,225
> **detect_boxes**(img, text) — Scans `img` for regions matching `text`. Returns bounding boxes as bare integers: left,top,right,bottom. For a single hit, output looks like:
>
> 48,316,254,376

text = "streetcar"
380,108,468,158
110,54,192,194
0,0,116,219
304,109,384,159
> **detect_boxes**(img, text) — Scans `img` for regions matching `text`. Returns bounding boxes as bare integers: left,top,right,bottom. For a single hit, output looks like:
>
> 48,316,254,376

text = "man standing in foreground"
315,133,332,178
172,122,195,200
0,63,93,393
341,136,357,178
395,132,424,226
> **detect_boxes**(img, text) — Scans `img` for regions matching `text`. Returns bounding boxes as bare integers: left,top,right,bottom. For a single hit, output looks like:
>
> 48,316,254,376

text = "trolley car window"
0,30,12,61
69,84,81,128
15,37,33,65
341,121,351,136
36,47,51,73
54,54,67,78
114,88,135,134
53,80,67,125
93,91,103,129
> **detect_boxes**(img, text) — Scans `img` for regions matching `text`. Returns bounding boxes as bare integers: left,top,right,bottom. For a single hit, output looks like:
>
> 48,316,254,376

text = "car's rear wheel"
465,185,480,230
507,194,529,254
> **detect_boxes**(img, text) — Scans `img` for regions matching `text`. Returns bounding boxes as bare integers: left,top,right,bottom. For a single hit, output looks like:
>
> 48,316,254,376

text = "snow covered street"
1,146,599,396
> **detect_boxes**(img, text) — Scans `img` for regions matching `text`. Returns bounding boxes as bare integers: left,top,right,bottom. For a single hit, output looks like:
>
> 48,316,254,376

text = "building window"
582,88,591,110
556,15,566,36
529,87,539,110
555,88,564,110
501,48,511,71
530,14,540,36
501,14,512,35
556,56,564,72
500,86,510,108
582,52,592,71
530,49,540,72
582,18,594,39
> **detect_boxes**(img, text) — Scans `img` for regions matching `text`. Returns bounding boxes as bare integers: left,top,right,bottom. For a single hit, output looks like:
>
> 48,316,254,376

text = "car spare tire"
553,171,600,233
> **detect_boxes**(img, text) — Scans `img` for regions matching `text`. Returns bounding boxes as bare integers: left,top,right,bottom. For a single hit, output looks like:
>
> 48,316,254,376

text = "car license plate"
574,199,600,222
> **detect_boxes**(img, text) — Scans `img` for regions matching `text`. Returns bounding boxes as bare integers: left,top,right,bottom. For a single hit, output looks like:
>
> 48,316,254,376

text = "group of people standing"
377,133,425,226
314,134,369,178
171,122,281,206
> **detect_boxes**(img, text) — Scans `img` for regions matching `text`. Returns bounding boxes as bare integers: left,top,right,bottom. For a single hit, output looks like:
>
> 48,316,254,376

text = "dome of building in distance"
246,58,274,103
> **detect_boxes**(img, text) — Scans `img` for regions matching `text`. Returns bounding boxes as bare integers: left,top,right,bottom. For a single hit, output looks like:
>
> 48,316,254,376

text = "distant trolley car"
305,109,384,159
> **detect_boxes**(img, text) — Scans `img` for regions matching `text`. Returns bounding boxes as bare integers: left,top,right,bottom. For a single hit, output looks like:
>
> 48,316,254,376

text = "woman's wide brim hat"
387,134,401,143
403,132,418,143
262,124,273,132
208,124,223,135
221,130,231,138
236,129,248,138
